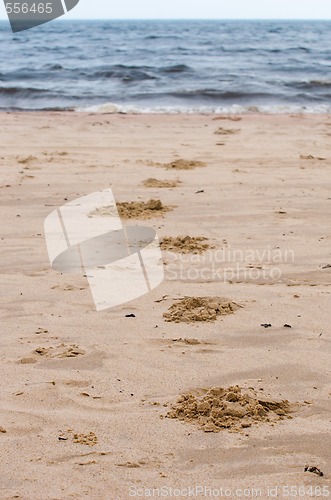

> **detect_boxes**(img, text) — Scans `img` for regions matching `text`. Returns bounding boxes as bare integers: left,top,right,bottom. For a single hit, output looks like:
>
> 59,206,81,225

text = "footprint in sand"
19,344,106,369
58,429,98,447
136,158,206,170
155,338,220,355
34,343,86,359
17,155,38,165
151,337,219,348
212,116,242,122
17,345,85,365
300,154,326,160
164,159,206,170
116,458,161,469
51,284,86,291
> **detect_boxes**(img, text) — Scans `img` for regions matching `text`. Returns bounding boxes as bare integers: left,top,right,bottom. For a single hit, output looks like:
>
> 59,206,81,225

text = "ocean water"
0,19,331,113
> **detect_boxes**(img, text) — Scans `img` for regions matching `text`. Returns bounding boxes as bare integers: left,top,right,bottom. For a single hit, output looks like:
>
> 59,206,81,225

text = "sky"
0,0,331,20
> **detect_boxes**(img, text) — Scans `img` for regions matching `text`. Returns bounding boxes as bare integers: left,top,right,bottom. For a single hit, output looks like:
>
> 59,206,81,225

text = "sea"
0,19,331,113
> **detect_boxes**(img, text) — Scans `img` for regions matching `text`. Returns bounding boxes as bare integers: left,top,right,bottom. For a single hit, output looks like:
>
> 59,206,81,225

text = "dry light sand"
0,112,330,499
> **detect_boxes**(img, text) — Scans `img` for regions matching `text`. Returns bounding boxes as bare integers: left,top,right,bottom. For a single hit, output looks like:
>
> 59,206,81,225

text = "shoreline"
2,106,331,115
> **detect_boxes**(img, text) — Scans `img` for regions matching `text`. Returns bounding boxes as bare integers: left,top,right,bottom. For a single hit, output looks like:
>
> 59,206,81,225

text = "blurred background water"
0,19,330,112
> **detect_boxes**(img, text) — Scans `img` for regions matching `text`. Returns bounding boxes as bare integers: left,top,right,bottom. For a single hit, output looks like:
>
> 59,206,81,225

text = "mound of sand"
167,385,292,433
88,199,171,219
163,297,240,323
214,127,240,135
164,159,206,170
142,178,181,188
160,236,213,254
117,199,172,219
17,155,37,164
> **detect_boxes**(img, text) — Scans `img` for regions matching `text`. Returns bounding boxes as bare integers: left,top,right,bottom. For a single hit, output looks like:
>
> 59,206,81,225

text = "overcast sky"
0,0,331,20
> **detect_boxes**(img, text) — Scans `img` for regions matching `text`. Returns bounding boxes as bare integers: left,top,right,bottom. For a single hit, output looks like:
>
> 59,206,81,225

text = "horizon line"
1,17,331,22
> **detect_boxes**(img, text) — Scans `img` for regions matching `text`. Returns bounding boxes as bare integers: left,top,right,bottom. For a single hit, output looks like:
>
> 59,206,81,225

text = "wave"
0,65,71,82
159,64,193,74
42,63,64,71
166,90,273,101
92,63,193,80
144,35,181,40
286,79,331,90
0,86,49,96
76,101,331,115
92,64,156,81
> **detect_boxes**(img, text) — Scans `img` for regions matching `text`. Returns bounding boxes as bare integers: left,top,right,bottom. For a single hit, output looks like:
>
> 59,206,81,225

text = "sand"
0,111,330,498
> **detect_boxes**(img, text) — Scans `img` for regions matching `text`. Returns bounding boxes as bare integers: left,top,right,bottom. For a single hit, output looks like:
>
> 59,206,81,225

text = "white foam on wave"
76,102,331,115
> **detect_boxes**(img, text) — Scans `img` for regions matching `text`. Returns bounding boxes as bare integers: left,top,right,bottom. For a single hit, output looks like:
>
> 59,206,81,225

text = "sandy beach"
0,111,330,499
